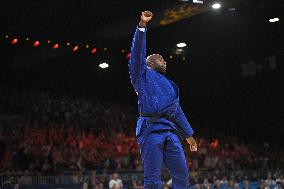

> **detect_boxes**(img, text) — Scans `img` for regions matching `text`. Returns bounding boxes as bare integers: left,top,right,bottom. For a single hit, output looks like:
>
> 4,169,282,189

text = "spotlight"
33,41,40,47
193,0,203,4
5,35,9,39
274,18,280,22
269,18,280,23
26,37,30,41
126,52,131,59
212,3,221,9
177,42,186,48
67,42,70,46
99,63,109,69
11,38,18,45
53,43,59,49
91,48,97,54
73,45,79,52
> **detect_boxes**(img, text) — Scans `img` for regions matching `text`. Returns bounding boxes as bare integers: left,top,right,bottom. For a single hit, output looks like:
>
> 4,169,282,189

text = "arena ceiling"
1,0,283,65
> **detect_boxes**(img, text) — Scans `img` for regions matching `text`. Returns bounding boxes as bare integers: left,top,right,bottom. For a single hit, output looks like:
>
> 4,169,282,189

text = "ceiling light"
193,0,203,4
91,48,97,54
33,41,40,47
212,3,221,9
11,38,18,45
177,42,186,48
53,43,59,49
269,18,279,23
99,63,109,69
73,45,79,52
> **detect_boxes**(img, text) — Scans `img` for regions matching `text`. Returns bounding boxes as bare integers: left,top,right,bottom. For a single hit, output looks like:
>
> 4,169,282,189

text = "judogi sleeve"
128,27,147,93
175,104,194,139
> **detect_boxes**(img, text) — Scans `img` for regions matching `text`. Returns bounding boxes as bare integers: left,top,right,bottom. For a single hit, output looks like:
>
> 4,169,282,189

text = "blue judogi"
129,26,194,189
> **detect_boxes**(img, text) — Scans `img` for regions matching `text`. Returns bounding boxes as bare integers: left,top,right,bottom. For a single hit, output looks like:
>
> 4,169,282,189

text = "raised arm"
129,11,153,92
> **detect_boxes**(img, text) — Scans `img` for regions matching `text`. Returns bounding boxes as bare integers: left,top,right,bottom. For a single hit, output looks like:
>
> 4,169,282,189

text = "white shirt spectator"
109,173,123,189
109,179,123,189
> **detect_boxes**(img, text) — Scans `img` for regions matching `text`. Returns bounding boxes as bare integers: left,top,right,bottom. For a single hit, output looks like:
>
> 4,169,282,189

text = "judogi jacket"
129,26,194,139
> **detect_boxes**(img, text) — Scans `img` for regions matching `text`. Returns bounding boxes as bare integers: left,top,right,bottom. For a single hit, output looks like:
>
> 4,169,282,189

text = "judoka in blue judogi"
128,11,197,189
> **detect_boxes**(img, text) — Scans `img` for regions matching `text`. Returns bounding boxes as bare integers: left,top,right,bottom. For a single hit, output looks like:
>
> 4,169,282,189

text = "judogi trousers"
137,129,189,189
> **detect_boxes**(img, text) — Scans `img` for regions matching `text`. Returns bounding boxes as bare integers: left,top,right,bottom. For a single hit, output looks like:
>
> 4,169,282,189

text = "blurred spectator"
109,173,123,189
214,179,222,189
243,179,251,189
82,182,88,189
18,170,32,184
91,171,99,187
201,178,212,189
14,183,20,189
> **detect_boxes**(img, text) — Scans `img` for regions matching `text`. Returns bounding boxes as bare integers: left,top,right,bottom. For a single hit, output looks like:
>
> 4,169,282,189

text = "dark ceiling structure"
1,0,283,63
0,0,283,140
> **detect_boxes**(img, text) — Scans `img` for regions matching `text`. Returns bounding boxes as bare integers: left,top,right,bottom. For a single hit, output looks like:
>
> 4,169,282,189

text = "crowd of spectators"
187,172,284,189
0,91,142,174
78,171,284,189
0,91,283,189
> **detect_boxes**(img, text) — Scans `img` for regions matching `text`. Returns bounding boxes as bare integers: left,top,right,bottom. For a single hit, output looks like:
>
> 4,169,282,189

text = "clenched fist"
139,11,153,27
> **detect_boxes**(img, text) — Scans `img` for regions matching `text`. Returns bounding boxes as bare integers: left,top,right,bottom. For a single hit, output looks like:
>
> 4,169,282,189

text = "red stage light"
73,45,79,52
53,43,59,49
126,52,131,59
210,139,219,150
11,38,18,45
91,48,97,54
33,41,40,47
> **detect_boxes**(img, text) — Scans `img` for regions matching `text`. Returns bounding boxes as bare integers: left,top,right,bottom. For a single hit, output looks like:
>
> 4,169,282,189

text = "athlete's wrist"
139,21,147,28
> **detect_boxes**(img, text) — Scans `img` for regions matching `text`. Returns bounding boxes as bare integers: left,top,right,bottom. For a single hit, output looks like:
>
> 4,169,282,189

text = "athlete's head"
146,54,166,73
